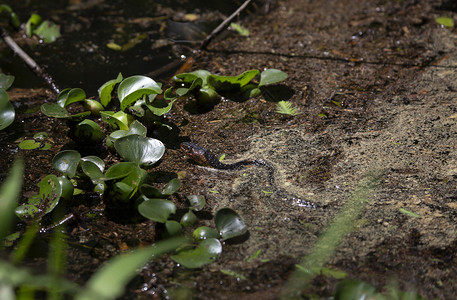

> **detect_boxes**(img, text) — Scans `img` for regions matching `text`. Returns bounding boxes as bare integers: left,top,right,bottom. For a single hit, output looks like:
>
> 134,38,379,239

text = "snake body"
180,142,319,208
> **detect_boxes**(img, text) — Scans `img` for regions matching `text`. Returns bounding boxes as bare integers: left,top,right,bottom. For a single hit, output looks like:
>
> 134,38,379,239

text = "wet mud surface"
2,0,457,299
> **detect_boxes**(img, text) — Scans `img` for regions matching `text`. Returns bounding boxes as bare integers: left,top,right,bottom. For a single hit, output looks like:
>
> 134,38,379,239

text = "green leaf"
33,20,61,43
100,111,133,130
180,210,198,227
259,69,288,86
276,100,300,116
144,95,176,116
114,135,165,167
16,175,63,220
436,17,454,28
0,89,14,130
52,150,81,178
230,22,249,36
220,269,247,280
207,70,259,92
0,5,20,28
81,156,105,173
215,208,248,241
193,226,219,240
171,238,222,269
57,176,74,200
25,13,42,37
0,74,14,90
163,178,181,195
40,103,91,121
0,159,23,243
75,236,187,300
173,70,211,86
98,73,123,107
57,88,86,108
117,75,162,111
197,87,220,103
74,119,104,142
15,204,40,220
106,120,147,149
81,160,104,181
18,139,40,150
138,197,176,223
84,99,104,116
103,162,135,181
165,220,182,237
187,195,205,211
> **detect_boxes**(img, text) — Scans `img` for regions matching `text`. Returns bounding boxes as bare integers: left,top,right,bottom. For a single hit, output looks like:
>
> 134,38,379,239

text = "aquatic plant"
0,73,15,130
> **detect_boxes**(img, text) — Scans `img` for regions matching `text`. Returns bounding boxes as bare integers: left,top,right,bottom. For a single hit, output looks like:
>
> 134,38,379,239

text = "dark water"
0,0,246,95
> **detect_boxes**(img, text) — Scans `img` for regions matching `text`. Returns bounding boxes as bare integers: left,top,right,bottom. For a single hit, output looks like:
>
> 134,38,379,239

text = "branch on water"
0,26,60,94
199,0,253,51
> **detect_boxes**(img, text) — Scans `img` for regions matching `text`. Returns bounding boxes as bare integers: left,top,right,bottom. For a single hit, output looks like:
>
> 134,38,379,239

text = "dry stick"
1,27,60,94
199,0,253,51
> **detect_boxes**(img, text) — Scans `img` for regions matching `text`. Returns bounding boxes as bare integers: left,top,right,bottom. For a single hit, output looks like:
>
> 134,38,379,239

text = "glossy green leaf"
259,69,288,86
176,77,202,96
57,176,74,200
187,195,205,211
100,111,133,130
15,204,40,220
118,75,162,111
173,70,211,86
144,95,176,116
207,70,259,92
106,120,147,149
74,119,104,142
163,178,181,195
215,208,247,241
113,182,134,201
98,72,123,107
0,159,23,242
81,156,105,173
57,88,86,108
52,150,81,178
17,174,64,220
81,160,104,181
171,238,222,269
76,236,187,300
0,89,14,130
0,74,14,90
180,210,198,227
193,226,219,240
34,20,61,43
165,220,182,237
40,103,91,121
197,87,220,104
114,135,165,167
18,139,40,150
138,197,176,223
84,99,104,116
103,162,135,181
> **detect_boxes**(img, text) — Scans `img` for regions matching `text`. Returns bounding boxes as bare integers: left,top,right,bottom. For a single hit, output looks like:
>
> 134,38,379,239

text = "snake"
180,142,319,208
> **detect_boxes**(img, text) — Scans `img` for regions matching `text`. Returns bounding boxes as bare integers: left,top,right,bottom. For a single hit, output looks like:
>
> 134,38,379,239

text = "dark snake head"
180,142,211,166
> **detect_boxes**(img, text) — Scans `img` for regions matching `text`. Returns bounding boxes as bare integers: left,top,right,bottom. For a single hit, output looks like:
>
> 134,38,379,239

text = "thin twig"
1,26,60,94
199,0,253,51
